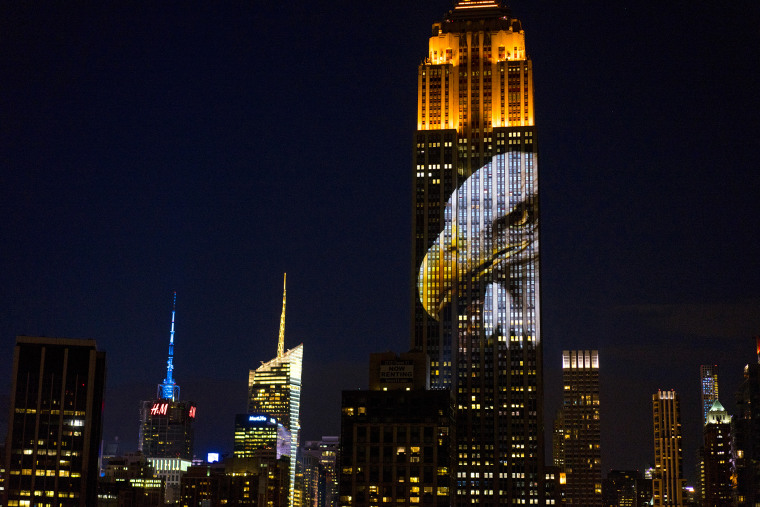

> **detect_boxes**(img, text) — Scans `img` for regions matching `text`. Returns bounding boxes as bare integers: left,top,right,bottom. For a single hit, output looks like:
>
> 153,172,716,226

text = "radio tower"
158,292,180,401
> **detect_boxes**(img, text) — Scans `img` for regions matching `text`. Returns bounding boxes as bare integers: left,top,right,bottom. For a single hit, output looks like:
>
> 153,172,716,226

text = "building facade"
234,414,291,460
652,390,685,506
97,452,165,507
410,1,543,503
3,336,106,506
303,437,339,507
338,389,453,507
138,399,196,459
558,350,601,505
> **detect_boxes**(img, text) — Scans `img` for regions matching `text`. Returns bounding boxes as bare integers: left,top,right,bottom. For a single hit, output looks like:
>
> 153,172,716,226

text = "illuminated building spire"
278,273,286,358
158,292,180,401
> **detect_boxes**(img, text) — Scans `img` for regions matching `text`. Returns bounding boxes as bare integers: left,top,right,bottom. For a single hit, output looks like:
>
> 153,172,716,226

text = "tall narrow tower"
652,390,685,506
248,274,303,507
703,400,732,506
411,1,542,503
560,350,601,506
138,293,196,462
699,365,718,425
159,291,180,401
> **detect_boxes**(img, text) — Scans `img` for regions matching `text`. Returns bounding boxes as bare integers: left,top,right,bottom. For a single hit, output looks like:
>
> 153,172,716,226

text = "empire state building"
411,1,544,504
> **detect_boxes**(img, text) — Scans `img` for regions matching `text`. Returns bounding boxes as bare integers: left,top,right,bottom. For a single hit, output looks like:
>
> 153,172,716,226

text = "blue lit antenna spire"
158,292,180,401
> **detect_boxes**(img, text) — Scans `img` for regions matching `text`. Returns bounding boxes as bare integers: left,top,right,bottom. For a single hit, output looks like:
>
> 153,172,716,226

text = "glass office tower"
411,1,543,504
248,345,303,506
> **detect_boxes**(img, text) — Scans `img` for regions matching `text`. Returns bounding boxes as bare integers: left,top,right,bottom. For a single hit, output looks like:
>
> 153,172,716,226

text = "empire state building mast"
158,291,180,401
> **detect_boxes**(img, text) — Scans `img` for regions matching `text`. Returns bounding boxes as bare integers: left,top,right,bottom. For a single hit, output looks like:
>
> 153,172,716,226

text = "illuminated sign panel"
247,414,277,426
378,360,414,384
188,406,196,419
150,402,169,416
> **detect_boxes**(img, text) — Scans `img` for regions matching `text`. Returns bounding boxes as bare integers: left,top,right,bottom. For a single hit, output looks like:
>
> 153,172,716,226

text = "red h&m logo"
189,406,196,419
150,402,169,416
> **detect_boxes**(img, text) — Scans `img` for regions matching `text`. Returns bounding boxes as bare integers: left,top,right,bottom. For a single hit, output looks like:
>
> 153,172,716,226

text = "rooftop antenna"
158,292,180,401
278,274,286,358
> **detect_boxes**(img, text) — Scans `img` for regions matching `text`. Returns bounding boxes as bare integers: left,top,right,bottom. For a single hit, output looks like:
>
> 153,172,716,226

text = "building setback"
410,1,543,503
4,336,106,506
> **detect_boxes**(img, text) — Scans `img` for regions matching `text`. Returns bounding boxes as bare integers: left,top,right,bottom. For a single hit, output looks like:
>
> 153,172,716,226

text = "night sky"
2,1,760,483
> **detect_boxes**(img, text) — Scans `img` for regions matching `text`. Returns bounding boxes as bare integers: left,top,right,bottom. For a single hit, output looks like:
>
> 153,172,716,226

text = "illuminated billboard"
148,401,197,420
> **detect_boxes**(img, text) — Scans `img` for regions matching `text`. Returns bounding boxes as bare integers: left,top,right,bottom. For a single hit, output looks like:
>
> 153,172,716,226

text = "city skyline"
2,0,760,484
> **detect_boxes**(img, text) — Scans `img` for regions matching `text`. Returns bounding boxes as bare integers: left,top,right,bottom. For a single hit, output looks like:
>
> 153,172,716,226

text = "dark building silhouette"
3,336,106,506
734,340,760,507
339,389,453,507
339,351,452,506
602,470,653,507
410,1,544,503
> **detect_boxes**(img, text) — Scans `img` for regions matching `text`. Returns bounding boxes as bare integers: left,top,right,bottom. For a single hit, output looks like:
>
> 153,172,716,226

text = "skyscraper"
652,390,685,506
699,365,719,425
138,293,196,461
248,274,303,507
3,336,106,506
560,350,601,505
411,1,542,503
703,400,732,506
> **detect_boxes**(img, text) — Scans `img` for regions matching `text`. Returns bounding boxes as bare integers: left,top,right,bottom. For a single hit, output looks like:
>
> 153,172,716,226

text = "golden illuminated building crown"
418,0,533,131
